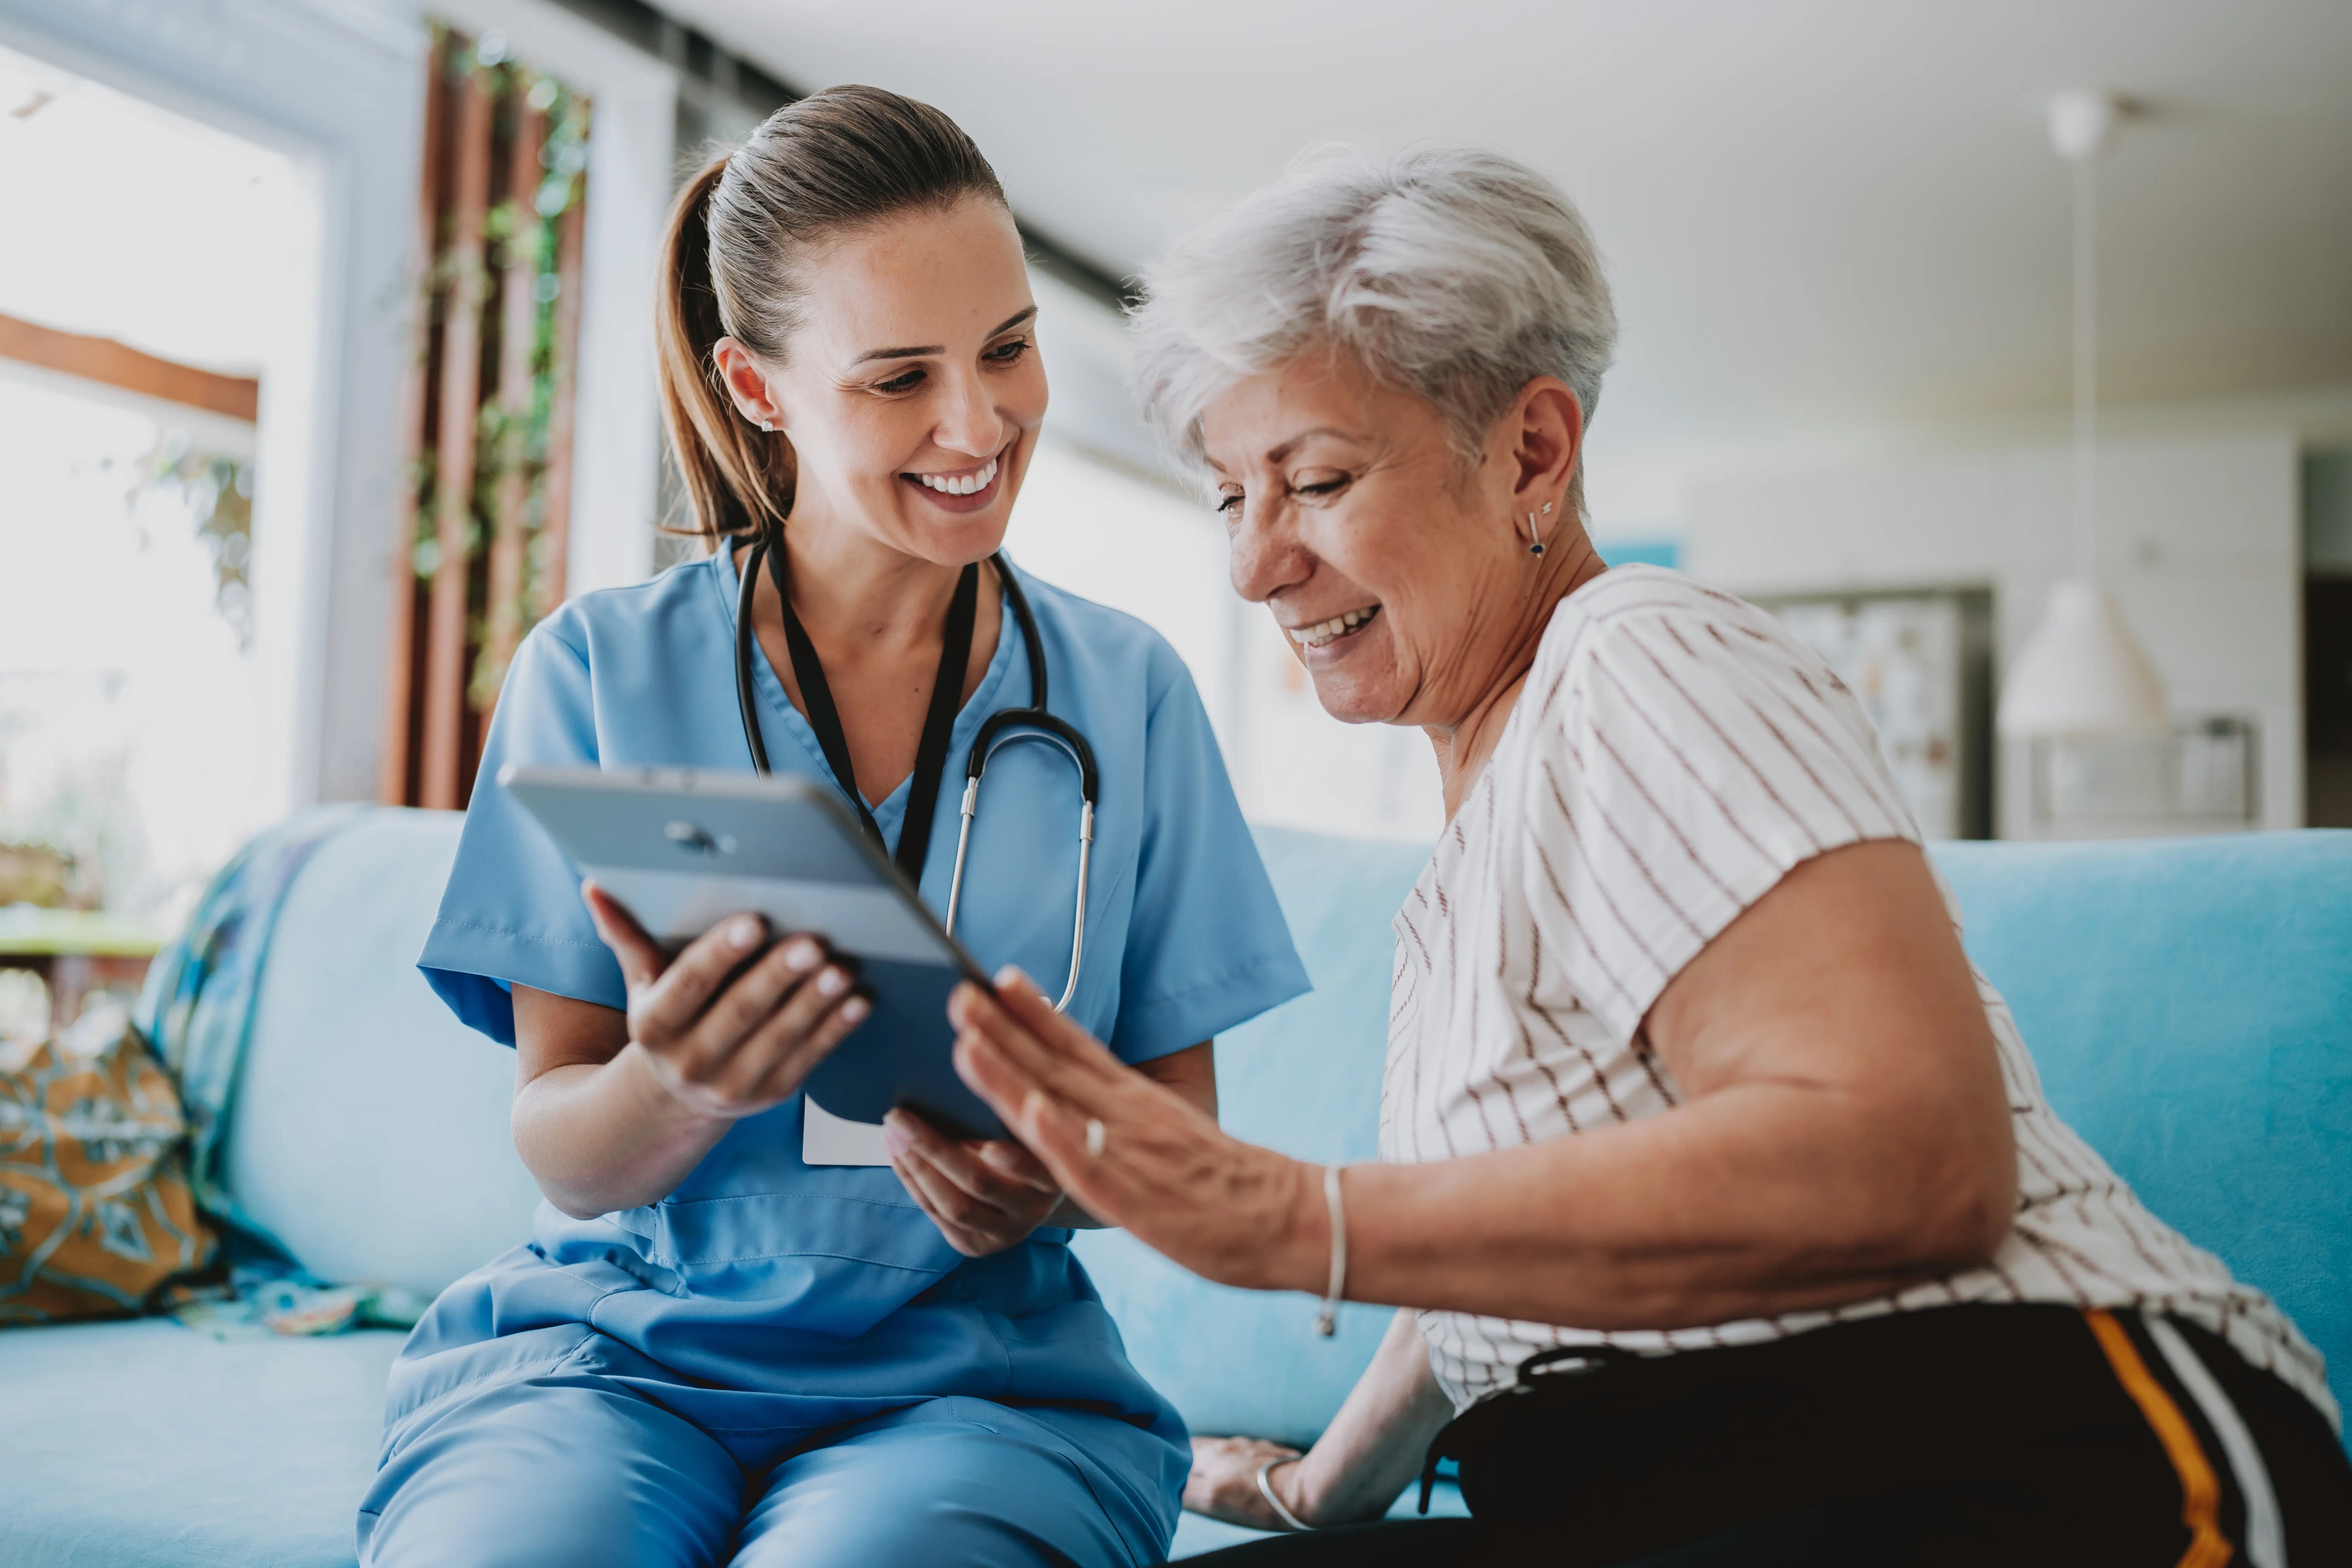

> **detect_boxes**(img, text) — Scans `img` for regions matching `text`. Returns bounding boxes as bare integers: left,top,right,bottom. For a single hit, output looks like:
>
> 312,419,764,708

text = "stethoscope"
733,533,1098,1011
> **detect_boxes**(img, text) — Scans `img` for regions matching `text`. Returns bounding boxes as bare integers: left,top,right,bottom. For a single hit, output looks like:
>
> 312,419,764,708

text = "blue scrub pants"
356,1369,1168,1568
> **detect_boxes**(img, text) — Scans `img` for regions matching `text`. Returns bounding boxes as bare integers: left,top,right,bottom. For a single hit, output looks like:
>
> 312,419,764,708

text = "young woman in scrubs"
357,86,1308,1568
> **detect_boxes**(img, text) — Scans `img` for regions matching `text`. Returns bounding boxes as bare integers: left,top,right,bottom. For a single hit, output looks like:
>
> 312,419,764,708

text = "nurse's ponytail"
654,86,1008,544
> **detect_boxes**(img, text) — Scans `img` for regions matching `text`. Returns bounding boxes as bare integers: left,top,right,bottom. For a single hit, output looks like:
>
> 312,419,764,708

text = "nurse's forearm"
512,1042,734,1218
510,931,870,1217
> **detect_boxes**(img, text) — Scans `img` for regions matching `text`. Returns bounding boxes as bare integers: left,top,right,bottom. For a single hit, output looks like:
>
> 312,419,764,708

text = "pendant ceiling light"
1997,89,2169,740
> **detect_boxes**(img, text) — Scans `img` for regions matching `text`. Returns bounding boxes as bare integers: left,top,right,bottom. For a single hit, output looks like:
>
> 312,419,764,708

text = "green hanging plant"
117,431,256,650
410,20,591,718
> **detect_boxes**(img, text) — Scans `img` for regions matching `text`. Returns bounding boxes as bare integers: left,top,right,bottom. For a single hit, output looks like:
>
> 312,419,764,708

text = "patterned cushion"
0,1028,215,1323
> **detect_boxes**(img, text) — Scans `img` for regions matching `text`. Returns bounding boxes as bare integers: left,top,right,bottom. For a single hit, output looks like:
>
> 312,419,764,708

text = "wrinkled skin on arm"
946,839,2018,1520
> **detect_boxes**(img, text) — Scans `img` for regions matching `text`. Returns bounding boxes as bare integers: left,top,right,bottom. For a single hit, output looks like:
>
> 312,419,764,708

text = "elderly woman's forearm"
1256,1082,2013,1330
1287,1307,1455,1524
1246,843,2023,1329
946,957,2009,1329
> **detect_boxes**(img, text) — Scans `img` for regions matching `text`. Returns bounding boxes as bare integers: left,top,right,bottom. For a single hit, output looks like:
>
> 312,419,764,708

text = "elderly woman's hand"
948,970,1321,1294
1184,1436,1306,1531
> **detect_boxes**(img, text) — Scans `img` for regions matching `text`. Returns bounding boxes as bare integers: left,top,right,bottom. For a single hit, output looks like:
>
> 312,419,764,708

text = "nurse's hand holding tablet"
573,880,1069,1255
507,899,871,1223
578,886,869,1121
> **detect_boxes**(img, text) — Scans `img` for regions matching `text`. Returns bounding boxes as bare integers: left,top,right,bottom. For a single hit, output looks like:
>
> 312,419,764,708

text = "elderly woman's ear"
1493,376,1586,516
1473,375,1586,559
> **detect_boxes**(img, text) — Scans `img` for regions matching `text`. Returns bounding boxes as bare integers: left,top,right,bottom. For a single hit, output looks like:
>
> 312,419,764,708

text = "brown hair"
654,85,1008,543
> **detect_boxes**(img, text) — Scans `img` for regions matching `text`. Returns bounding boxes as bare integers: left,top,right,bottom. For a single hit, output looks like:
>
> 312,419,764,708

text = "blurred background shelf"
0,905,165,1037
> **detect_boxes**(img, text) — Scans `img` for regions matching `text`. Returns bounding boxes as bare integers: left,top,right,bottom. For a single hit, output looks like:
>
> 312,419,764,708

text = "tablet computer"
500,764,1009,1150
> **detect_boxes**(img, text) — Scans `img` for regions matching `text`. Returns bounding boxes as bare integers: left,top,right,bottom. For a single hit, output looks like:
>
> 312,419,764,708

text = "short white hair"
1129,144,1619,480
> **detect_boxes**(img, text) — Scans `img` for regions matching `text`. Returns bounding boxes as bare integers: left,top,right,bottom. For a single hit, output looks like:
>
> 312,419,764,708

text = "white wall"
1224,611,1446,843
1684,432,2304,833
1008,437,1232,716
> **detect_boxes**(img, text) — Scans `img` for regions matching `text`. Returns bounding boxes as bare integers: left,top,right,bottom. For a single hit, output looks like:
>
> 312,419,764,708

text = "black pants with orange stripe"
1189,1305,2352,1567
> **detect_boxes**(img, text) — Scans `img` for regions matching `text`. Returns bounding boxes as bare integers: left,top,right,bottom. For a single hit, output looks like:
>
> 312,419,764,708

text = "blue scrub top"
404,546,1307,1465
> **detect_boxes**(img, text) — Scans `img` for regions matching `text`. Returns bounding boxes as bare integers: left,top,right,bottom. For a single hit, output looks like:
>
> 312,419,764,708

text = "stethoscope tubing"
946,730,1093,1012
733,536,1097,1012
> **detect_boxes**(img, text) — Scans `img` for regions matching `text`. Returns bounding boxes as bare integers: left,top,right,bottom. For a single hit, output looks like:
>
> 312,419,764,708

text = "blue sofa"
2,810,2345,1566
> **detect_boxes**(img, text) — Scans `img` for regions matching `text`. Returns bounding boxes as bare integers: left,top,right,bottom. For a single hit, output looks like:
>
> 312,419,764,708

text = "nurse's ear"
714,338,785,435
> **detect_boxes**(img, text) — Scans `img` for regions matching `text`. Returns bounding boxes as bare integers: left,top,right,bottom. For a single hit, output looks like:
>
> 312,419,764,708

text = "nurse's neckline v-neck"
712,544,1022,838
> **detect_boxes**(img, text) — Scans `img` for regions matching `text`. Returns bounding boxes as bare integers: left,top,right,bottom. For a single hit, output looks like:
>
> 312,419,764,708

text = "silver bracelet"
1254,1455,1316,1532
1314,1163,1347,1337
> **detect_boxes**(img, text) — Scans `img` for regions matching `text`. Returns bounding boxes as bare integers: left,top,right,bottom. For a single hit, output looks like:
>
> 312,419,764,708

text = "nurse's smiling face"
1201,349,1585,734
715,196,1046,568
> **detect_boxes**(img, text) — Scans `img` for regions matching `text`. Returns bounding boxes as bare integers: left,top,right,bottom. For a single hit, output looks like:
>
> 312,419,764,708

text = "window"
0,44,306,926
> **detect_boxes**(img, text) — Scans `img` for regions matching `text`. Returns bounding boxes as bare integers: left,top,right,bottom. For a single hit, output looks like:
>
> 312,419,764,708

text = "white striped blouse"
1381,565,2335,1423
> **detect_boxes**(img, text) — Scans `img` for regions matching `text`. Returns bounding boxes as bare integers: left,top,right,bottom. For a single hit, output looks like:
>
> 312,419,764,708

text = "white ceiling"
657,0,2352,463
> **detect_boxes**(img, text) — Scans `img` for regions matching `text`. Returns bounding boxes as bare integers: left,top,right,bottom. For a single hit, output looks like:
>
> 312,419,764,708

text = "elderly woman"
938,147,2352,1566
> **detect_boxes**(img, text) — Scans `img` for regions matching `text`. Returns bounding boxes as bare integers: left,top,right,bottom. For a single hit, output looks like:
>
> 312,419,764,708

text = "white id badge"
802,1096,891,1166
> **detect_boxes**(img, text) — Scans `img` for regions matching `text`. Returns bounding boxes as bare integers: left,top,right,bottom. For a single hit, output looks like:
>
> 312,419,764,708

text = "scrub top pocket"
603,1100,965,1331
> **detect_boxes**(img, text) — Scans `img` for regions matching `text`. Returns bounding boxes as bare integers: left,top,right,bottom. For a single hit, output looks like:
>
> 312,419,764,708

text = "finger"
891,1142,1002,1229
902,1137,1052,1227
726,977,869,1106
580,882,665,991
928,1138,1049,1218
683,937,831,1075
989,967,1127,1073
948,977,1125,1110
888,1155,987,1255
885,1113,1056,1202
954,1028,1099,1194
635,913,769,1043
936,1020,1129,1213
941,987,1115,1133
950,1022,1054,1142
889,1153,1003,1254
975,1139,1058,1193
989,965,1078,1036
658,939,815,1085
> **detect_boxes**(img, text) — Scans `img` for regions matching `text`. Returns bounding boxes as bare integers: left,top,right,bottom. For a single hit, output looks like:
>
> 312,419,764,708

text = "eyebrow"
850,306,1038,367
1207,425,1366,475
1267,426,1363,464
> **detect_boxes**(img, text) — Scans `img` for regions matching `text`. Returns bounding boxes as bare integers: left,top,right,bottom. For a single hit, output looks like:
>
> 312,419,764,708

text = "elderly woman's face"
1202,352,1534,729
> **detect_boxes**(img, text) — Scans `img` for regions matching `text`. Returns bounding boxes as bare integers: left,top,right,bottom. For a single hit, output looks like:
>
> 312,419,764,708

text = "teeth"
1286,605,1379,648
915,456,997,496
